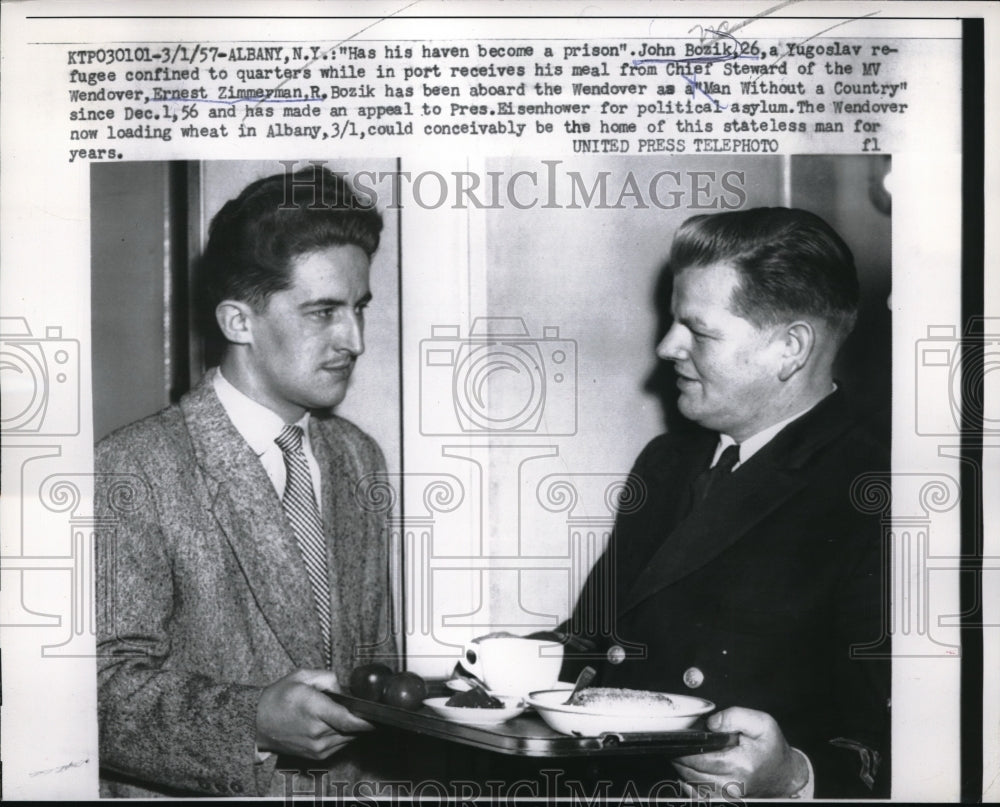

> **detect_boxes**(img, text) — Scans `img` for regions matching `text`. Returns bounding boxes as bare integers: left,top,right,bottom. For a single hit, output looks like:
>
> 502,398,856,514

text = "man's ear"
215,300,255,346
777,320,815,381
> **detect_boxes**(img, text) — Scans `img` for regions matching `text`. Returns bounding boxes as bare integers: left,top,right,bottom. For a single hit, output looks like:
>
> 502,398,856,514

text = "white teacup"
459,636,563,697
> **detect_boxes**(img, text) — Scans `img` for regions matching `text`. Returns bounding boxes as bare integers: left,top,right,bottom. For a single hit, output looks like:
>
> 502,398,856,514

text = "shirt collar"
715,384,837,467
212,367,312,457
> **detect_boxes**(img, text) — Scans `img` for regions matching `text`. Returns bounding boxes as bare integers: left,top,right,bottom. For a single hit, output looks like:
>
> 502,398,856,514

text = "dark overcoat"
563,391,891,799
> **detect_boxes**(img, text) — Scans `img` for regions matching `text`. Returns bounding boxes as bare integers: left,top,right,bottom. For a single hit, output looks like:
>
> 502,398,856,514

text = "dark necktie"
275,424,332,668
690,443,741,505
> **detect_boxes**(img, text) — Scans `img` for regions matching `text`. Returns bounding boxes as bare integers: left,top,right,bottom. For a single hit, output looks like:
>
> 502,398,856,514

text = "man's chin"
305,384,350,412
676,396,715,430
676,394,699,421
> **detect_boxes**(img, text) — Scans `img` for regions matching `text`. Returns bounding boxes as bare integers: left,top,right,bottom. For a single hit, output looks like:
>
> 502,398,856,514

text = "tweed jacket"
95,372,396,797
562,391,891,798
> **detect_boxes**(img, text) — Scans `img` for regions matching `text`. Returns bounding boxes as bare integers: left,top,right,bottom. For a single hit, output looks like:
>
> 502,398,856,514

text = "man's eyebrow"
300,291,373,308
676,313,710,330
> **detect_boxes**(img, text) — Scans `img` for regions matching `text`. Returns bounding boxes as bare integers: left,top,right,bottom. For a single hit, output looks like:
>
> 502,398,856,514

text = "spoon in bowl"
564,665,597,705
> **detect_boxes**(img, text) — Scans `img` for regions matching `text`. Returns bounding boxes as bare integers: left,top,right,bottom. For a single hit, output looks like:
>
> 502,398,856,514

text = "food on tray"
568,687,676,713
445,687,504,709
349,663,394,701
381,671,428,711
349,665,428,710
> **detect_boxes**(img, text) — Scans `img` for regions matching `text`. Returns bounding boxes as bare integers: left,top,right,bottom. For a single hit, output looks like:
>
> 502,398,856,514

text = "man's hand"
256,669,374,759
672,707,809,798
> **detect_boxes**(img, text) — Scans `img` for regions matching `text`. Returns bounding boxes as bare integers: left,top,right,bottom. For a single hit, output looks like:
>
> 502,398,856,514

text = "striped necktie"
275,424,332,668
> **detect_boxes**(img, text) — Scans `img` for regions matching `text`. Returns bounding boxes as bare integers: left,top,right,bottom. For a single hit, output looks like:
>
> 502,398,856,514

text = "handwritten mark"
723,0,805,38
750,11,882,84
29,758,89,777
634,29,763,68
659,9,883,103
679,75,726,110
633,29,757,110
180,96,324,106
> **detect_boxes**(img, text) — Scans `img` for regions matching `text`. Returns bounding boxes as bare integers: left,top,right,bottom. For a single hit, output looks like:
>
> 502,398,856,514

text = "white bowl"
526,689,715,736
422,696,527,726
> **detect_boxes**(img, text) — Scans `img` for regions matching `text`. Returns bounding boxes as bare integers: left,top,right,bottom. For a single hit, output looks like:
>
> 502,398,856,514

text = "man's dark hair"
669,207,859,338
201,165,382,313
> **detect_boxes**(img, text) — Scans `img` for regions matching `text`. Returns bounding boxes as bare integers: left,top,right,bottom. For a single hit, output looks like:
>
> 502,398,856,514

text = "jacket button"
683,667,704,688
606,645,626,665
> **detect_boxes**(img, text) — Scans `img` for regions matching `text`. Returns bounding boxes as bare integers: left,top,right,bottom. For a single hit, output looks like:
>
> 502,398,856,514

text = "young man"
563,207,890,799
95,166,395,797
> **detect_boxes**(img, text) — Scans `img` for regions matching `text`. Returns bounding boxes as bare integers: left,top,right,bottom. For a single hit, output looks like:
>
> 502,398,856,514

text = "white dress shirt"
212,368,324,514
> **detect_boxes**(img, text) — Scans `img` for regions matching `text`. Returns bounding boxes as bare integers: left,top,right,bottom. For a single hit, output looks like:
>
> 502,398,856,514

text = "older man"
562,207,890,799
95,166,395,797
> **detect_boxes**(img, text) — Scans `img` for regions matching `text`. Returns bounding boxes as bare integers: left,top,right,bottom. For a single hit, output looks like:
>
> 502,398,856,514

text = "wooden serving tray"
329,691,738,758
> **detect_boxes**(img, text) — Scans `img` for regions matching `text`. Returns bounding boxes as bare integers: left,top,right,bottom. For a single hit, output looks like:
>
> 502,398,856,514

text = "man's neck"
729,381,836,445
219,355,306,424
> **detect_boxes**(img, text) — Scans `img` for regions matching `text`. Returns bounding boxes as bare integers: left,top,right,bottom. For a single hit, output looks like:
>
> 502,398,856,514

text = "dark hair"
201,165,382,311
669,207,859,337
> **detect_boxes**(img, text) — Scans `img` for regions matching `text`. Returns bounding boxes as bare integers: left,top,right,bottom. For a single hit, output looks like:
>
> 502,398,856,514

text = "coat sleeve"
95,435,272,797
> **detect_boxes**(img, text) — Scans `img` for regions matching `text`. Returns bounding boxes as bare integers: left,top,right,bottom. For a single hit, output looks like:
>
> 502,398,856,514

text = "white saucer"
423,696,526,725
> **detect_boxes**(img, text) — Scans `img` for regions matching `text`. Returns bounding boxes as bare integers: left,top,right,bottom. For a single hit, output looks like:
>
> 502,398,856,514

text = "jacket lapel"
620,391,854,616
621,434,715,583
180,375,325,669
311,417,366,668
